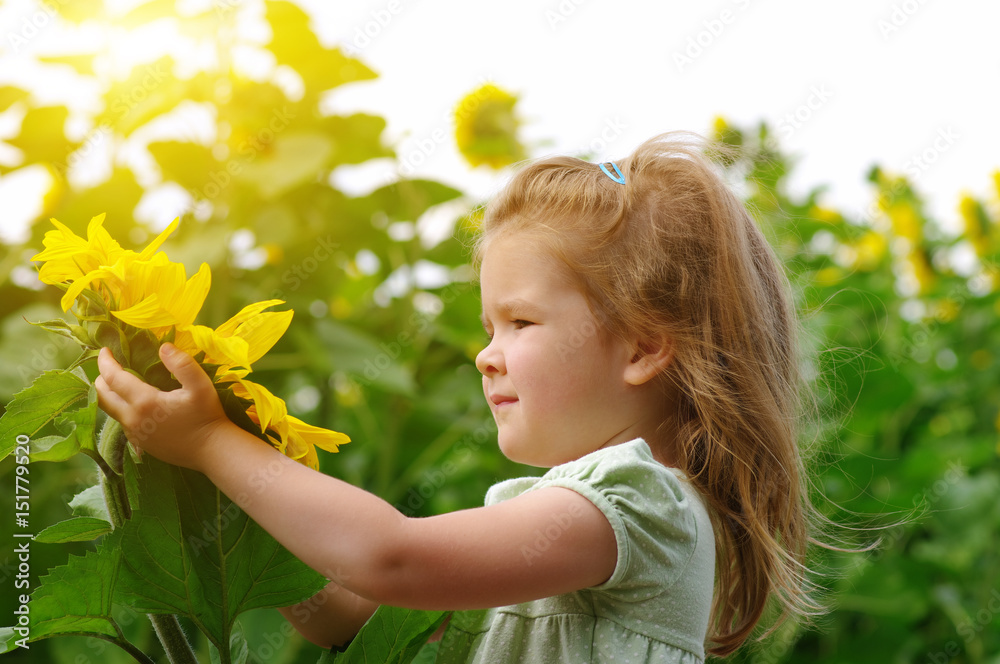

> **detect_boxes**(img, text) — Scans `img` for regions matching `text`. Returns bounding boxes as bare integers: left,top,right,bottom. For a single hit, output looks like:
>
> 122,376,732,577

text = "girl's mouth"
490,394,518,407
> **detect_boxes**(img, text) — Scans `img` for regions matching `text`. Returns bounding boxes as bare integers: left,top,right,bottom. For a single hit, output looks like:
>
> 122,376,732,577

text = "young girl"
96,132,817,662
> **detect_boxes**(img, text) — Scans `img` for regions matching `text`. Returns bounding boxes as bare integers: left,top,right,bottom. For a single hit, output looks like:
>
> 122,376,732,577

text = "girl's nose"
475,338,504,375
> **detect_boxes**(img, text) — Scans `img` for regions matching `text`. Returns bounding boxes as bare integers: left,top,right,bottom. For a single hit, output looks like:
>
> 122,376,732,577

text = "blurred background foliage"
0,1,998,662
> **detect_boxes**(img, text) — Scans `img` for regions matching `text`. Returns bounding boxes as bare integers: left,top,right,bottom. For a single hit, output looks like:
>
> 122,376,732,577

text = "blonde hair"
477,132,821,655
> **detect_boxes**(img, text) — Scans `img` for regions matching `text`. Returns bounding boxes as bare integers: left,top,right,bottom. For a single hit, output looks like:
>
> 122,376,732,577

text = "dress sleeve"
528,439,701,600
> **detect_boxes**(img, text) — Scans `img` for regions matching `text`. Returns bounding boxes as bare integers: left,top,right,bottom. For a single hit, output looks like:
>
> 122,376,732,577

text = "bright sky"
1,0,998,242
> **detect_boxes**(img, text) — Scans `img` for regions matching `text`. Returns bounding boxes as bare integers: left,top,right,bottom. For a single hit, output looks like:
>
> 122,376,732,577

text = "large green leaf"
238,131,334,200
321,605,448,664
3,530,125,649
0,369,91,461
116,455,328,652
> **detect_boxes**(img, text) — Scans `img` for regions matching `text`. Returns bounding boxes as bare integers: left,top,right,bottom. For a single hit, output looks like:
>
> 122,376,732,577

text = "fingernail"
160,343,175,357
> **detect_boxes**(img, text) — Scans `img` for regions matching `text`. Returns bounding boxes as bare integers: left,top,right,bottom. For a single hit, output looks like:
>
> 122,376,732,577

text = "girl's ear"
623,334,674,386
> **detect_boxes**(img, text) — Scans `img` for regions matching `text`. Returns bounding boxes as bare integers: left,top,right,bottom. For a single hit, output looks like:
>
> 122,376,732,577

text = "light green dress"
435,438,716,664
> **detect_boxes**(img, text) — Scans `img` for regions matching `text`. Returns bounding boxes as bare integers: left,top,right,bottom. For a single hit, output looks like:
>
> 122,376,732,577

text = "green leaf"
115,455,327,651
35,516,112,543
26,316,92,345
264,1,376,95
6,106,81,166
22,530,125,643
322,114,393,166
127,327,163,376
70,484,112,521
0,627,19,653
28,383,100,462
28,432,81,464
0,369,90,462
96,321,129,366
148,140,219,191
353,179,464,225
238,132,334,200
322,606,448,664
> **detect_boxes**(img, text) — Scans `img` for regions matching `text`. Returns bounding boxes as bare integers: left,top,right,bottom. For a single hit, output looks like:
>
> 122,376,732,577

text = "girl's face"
476,233,652,467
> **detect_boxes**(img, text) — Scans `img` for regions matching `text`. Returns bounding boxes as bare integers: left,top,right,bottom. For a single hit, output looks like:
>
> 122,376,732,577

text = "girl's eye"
512,319,534,330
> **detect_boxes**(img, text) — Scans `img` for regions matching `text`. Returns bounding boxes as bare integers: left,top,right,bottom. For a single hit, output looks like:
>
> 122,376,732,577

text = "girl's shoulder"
493,438,693,508
487,437,710,560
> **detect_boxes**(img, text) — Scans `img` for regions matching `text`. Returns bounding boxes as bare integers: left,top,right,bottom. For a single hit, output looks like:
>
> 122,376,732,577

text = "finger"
97,345,122,374
97,347,159,402
95,374,130,421
159,343,214,395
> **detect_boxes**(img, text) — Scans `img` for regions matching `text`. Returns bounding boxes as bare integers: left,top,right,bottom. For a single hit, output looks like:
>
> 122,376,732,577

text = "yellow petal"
38,258,85,285
301,446,319,470
172,263,211,327
216,299,286,337
31,219,88,262
86,212,107,236
287,415,350,453
138,217,180,261
60,266,116,311
240,310,294,365
115,253,178,313
112,294,177,328
186,325,252,370
284,428,312,461
86,213,123,262
230,378,288,434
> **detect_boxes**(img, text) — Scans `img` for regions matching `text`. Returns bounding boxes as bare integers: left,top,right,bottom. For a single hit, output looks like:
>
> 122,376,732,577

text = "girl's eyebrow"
480,298,542,328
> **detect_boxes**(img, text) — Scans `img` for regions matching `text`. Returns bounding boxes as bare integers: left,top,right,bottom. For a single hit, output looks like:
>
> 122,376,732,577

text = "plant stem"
102,635,158,664
148,614,199,664
97,418,131,522
97,418,198,664
98,417,127,473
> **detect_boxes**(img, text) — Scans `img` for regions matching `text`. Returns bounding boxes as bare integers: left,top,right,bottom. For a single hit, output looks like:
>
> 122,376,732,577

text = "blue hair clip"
599,161,625,184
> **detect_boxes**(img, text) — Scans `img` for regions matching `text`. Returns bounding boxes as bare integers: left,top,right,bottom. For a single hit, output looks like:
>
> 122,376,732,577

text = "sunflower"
32,213,349,468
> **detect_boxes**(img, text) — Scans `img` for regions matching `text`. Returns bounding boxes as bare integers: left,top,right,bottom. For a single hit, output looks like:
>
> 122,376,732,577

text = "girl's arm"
95,345,617,611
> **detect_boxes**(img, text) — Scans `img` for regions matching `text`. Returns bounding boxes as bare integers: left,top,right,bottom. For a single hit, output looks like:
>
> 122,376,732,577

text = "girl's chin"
497,438,562,469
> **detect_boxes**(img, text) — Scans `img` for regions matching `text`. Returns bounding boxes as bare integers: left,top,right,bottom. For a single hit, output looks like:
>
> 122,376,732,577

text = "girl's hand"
95,343,233,473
